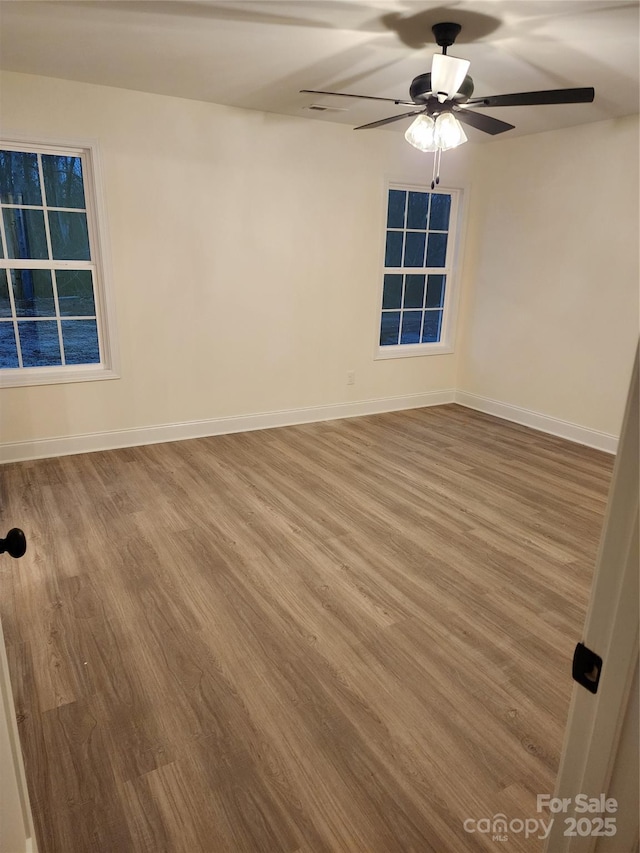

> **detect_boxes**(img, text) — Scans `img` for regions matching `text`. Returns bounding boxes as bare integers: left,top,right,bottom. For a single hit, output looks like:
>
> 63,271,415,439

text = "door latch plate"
572,642,603,694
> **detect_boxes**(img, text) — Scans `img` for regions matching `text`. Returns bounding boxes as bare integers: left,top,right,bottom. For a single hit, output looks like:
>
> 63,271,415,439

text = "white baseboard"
0,389,456,463
1,388,618,463
454,390,618,454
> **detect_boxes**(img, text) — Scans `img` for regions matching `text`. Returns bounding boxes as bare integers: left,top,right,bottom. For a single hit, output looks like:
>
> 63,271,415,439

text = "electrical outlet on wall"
346,370,356,386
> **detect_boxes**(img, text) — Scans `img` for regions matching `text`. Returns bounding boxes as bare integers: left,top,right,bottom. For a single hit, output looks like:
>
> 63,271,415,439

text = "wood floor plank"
122,760,231,853
0,404,613,852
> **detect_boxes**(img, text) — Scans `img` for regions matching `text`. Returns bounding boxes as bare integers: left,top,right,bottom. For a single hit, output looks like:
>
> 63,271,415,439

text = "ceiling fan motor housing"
409,73,474,105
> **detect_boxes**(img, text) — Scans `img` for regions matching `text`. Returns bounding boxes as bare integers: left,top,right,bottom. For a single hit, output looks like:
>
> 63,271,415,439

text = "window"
377,184,461,358
0,139,117,386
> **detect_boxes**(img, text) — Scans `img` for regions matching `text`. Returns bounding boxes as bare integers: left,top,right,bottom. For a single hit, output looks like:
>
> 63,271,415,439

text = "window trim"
0,133,119,388
374,181,464,360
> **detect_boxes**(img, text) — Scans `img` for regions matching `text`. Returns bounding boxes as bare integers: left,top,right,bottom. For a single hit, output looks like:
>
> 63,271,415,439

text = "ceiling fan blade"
467,87,595,108
300,89,415,106
430,54,470,103
354,110,424,130
453,107,515,135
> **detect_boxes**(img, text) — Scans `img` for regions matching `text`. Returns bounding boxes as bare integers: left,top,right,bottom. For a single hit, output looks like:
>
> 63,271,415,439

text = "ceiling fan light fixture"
434,112,468,150
404,114,438,151
431,54,471,103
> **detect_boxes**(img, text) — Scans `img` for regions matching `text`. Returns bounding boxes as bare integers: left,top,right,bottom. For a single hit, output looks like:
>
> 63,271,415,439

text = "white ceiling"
0,0,638,141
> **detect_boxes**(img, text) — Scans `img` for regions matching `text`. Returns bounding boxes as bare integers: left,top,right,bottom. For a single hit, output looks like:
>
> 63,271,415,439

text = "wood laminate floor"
0,405,614,853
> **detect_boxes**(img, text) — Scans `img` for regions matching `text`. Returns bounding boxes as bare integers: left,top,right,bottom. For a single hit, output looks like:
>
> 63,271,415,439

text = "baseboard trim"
1,388,618,463
454,390,618,454
0,390,456,463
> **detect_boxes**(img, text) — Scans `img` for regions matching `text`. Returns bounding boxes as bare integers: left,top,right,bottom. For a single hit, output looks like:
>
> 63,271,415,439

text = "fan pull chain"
431,149,442,190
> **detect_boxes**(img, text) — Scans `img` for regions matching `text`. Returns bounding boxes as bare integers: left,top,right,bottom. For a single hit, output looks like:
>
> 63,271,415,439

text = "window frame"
375,182,463,360
0,134,119,387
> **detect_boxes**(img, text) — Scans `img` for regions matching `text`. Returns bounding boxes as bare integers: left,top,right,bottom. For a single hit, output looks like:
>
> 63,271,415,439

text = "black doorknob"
0,528,27,559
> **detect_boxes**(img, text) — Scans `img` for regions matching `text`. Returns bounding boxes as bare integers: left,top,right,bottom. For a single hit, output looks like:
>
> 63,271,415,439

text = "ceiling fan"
301,22,595,186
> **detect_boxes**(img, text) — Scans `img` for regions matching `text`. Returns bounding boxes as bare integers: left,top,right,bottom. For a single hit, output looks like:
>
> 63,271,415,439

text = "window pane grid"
0,151,90,264
380,186,455,350
0,143,103,371
0,266,100,368
0,316,100,367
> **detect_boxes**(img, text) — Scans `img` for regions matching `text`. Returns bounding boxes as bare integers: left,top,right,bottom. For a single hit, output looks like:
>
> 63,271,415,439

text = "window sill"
375,343,454,360
0,365,120,388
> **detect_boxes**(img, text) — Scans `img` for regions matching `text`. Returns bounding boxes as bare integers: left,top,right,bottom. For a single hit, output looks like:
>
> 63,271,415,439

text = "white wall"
0,71,474,449
457,115,639,437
